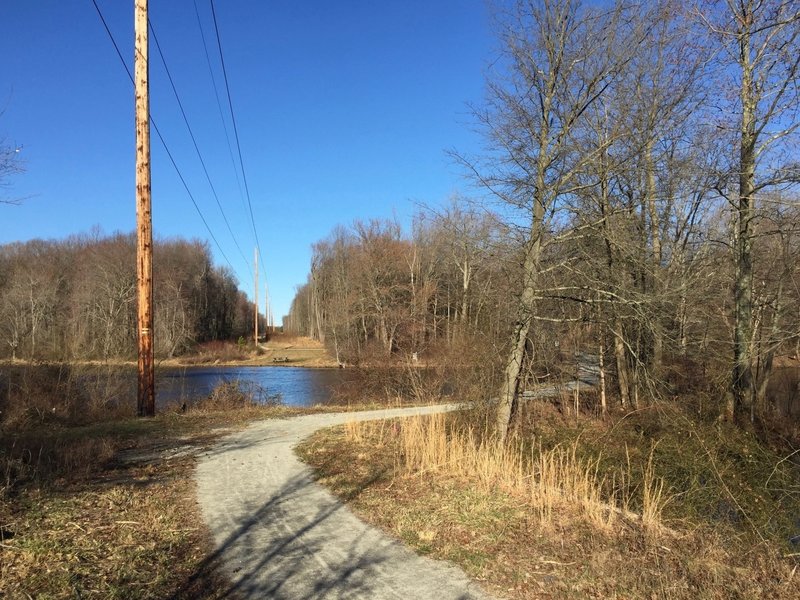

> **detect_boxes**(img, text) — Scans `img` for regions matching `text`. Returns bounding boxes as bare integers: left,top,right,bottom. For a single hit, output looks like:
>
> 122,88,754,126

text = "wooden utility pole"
135,0,155,417
265,284,271,335
254,248,259,345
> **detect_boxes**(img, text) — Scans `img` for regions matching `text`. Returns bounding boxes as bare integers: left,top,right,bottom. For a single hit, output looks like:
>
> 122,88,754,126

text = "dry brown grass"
0,413,244,598
197,379,282,411
0,363,137,429
0,372,310,599
299,412,799,599
171,335,337,367
264,333,326,349
1,462,230,599
640,446,670,534
345,414,669,531
176,340,250,365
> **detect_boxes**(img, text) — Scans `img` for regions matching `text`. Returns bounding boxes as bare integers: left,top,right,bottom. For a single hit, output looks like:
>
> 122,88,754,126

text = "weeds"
302,405,800,599
197,379,282,411
0,363,135,428
0,371,293,599
177,340,249,365
344,413,665,532
640,445,671,534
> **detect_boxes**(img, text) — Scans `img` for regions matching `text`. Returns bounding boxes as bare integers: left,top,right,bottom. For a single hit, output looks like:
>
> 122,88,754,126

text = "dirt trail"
195,405,492,599
257,334,338,367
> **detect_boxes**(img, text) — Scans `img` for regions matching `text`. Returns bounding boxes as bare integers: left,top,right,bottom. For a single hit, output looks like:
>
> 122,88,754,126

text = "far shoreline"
0,334,341,370
0,357,341,370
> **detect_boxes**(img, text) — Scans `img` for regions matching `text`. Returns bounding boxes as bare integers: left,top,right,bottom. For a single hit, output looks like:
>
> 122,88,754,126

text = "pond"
157,366,355,408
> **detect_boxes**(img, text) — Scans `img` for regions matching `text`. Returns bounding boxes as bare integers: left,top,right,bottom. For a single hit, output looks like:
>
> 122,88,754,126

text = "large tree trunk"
732,21,756,422
496,236,540,441
613,319,631,409
497,317,530,441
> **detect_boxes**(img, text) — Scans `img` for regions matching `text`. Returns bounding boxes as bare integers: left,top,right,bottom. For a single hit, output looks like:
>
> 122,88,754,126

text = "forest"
3,1,800,597
287,0,800,436
0,232,261,361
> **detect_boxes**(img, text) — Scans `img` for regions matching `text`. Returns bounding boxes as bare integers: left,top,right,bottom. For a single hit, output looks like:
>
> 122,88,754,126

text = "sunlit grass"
299,409,799,599
344,413,668,531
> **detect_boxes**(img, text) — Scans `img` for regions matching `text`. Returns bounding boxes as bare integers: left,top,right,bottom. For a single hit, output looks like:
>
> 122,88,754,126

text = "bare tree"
750,203,800,416
0,233,256,362
463,0,648,439
699,0,800,421
287,209,515,368
564,2,715,408
0,133,23,204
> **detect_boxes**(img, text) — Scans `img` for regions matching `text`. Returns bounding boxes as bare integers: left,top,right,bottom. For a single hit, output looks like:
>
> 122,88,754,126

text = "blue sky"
0,1,492,320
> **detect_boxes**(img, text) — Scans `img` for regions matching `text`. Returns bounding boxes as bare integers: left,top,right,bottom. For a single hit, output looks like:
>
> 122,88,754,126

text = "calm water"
157,366,355,408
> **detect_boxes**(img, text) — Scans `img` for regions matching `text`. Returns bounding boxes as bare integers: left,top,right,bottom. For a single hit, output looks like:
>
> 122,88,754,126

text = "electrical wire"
148,17,251,270
90,0,236,272
192,0,247,216
208,0,269,292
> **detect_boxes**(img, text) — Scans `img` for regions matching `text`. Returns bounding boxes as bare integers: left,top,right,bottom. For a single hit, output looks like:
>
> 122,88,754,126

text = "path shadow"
171,459,481,599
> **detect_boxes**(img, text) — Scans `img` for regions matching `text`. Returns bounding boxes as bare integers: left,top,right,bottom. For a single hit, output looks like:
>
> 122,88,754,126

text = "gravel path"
195,405,493,599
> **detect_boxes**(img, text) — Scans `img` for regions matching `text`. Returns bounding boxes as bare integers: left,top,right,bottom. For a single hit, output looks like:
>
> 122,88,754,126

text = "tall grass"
0,373,281,501
1,432,119,499
345,413,671,531
0,363,136,428
641,446,669,532
195,379,281,411
177,340,249,365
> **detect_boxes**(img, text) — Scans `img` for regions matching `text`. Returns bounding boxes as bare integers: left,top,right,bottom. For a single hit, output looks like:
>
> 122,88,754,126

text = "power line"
153,125,236,271
148,17,251,270
192,0,247,216
90,0,236,272
208,0,269,292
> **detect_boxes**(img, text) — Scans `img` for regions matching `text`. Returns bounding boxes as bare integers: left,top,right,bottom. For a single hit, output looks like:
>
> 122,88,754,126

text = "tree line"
0,231,258,360
288,0,800,436
285,206,519,365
